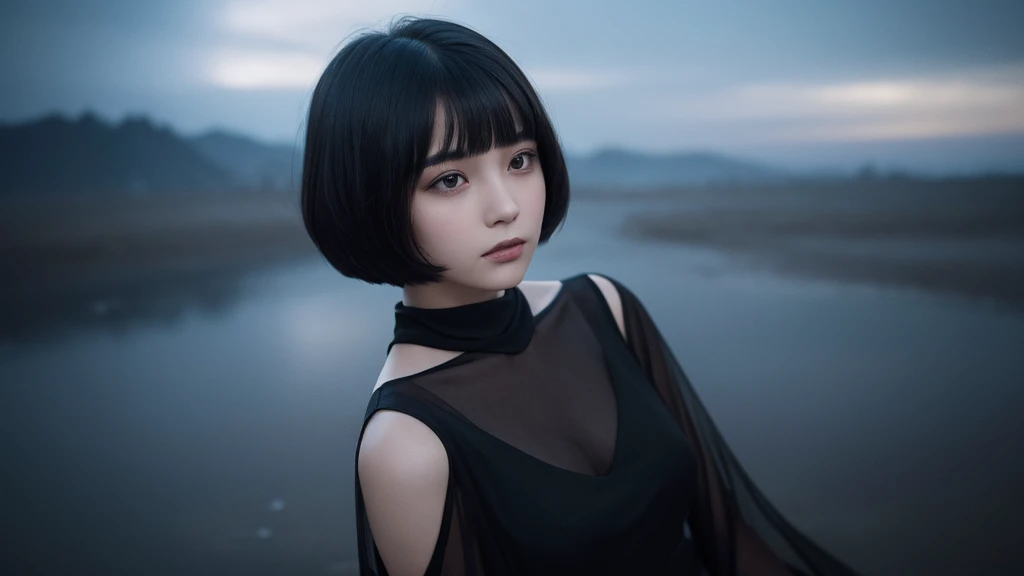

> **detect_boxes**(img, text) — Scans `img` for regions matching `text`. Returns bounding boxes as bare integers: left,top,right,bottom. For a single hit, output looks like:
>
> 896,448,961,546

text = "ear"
586,273,626,341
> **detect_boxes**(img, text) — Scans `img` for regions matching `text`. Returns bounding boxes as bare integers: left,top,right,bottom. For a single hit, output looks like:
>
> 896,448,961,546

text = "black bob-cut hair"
300,16,570,287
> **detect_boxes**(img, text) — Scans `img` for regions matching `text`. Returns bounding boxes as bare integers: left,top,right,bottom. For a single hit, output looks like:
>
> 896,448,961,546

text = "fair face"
403,112,546,309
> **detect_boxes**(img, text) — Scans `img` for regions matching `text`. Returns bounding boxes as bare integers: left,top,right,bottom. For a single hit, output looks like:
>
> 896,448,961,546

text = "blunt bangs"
301,16,570,287
427,69,538,171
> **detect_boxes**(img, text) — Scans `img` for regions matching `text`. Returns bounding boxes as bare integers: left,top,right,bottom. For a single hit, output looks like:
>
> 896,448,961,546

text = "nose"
483,175,519,227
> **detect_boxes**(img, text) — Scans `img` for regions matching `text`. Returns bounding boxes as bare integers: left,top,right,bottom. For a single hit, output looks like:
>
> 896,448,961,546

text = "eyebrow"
423,149,469,169
422,133,531,169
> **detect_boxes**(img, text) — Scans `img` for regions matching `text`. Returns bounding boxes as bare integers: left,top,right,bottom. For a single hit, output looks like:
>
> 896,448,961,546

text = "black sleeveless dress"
354,273,863,576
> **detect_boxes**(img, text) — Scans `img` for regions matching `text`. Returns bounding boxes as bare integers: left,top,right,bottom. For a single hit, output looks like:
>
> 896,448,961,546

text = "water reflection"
1,262,270,344
1,258,393,575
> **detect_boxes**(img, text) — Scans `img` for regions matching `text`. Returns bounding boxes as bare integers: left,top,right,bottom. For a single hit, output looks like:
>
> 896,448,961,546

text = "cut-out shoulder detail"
586,273,626,341
517,279,564,316
358,409,449,576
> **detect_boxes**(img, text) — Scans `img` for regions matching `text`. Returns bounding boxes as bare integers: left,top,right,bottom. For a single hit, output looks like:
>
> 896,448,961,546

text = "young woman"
300,16,862,576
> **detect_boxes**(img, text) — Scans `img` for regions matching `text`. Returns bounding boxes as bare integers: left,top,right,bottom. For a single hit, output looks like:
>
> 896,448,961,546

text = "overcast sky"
2,0,1023,172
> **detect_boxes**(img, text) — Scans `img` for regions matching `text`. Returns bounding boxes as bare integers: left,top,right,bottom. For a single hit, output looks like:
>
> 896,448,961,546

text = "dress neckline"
372,274,630,481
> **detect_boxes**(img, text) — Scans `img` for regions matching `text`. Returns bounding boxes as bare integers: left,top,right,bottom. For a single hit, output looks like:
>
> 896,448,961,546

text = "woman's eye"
510,151,536,171
429,151,536,195
432,173,465,194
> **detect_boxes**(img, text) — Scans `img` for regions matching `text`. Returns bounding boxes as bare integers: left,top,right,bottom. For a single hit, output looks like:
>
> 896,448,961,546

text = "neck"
402,280,511,309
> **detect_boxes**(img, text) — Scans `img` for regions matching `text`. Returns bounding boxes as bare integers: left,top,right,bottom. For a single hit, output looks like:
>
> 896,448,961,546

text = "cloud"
220,0,443,47
207,0,451,90
678,64,1024,142
209,3,638,94
207,51,325,90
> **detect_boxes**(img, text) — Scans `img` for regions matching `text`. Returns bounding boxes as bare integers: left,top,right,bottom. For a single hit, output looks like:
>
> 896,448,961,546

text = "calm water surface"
2,198,1022,575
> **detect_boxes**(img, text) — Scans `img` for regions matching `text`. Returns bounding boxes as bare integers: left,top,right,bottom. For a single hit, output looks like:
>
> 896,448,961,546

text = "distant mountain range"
0,112,790,195
0,113,302,195
188,129,301,191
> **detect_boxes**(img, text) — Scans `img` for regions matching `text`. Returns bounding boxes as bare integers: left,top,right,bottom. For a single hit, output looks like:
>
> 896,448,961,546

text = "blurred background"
1,1,1022,575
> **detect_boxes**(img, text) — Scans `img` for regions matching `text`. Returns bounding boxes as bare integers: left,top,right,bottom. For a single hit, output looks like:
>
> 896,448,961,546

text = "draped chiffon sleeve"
605,275,863,576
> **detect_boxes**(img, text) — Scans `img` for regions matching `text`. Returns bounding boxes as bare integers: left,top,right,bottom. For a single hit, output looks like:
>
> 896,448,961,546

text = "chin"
490,265,530,290
464,259,531,291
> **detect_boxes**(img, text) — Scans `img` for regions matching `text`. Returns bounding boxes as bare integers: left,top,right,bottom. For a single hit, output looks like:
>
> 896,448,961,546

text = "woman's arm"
358,409,450,576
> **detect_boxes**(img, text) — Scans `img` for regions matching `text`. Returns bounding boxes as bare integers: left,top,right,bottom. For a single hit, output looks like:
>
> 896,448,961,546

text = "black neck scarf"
387,286,535,356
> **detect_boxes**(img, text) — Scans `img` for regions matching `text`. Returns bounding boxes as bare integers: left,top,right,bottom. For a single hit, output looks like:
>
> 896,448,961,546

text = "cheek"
525,175,547,224
411,201,465,259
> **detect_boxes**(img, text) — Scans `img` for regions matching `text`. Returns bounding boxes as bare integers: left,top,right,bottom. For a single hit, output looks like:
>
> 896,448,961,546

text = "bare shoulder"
517,279,564,315
585,273,626,340
358,409,449,576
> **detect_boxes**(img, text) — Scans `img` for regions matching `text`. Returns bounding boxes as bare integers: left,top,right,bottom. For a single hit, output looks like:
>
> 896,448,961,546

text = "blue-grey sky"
2,0,1023,172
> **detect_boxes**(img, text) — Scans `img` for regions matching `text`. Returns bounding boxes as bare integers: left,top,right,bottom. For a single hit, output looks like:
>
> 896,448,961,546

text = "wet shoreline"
615,177,1024,309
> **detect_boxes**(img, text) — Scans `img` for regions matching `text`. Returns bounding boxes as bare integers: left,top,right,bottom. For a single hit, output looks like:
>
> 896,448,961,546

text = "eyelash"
428,150,538,196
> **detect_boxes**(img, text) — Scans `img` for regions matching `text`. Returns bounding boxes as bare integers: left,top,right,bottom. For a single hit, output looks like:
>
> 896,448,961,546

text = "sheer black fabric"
355,273,863,575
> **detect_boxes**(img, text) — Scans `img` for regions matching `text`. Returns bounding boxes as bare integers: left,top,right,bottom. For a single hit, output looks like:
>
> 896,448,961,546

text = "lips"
483,237,525,256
